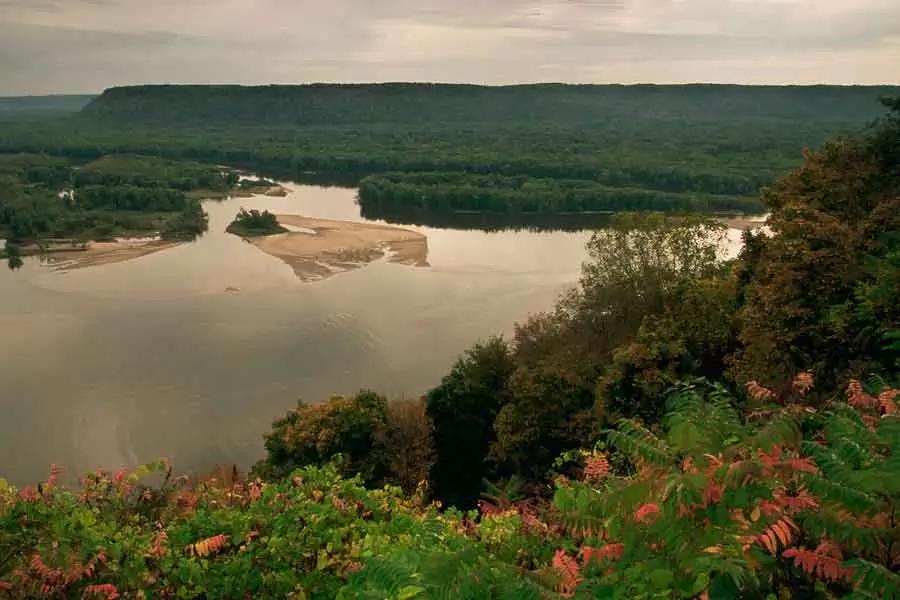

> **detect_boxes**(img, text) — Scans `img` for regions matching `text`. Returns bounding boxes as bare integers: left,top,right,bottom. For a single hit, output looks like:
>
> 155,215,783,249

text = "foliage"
5,374,898,599
0,153,230,244
4,86,900,600
374,399,435,496
597,271,740,423
74,154,238,192
732,101,900,388
426,338,515,508
81,84,899,127
226,207,286,237
491,214,728,479
255,390,390,485
1,85,893,224
257,392,435,495
2,240,23,270
549,374,900,599
359,172,763,216
0,461,530,599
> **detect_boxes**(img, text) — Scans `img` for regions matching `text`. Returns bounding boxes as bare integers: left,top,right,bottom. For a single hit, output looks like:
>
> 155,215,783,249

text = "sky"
0,0,898,95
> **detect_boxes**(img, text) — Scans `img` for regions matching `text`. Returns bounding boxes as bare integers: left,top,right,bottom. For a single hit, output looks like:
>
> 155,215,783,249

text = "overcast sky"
1,0,898,95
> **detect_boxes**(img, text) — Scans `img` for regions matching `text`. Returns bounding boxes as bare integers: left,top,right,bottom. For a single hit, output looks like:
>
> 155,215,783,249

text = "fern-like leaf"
607,420,673,466
803,472,876,513
743,413,802,453
844,558,900,599
782,545,853,583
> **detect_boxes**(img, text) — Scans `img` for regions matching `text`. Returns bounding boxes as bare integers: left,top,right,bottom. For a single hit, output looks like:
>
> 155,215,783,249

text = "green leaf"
690,573,710,595
649,569,674,590
709,574,739,600
397,585,425,600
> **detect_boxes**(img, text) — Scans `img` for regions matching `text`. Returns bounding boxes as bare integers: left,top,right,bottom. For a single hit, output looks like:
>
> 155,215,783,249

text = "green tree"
426,338,514,508
492,214,728,480
374,398,435,495
732,100,900,388
256,390,389,484
596,271,739,424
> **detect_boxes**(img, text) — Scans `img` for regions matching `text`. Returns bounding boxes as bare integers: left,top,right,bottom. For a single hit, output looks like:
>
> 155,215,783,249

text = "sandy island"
243,215,429,282
40,239,183,271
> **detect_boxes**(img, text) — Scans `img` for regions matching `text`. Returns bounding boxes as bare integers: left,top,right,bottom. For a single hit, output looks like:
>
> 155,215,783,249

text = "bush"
426,338,515,508
226,207,286,236
256,390,389,484
375,398,435,495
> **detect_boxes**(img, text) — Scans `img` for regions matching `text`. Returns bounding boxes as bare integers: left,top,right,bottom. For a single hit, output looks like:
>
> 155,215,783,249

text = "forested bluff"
0,88,898,599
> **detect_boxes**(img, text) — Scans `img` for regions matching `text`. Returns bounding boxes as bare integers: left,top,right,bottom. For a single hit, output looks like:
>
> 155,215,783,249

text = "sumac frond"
552,549,582,597
756,517,798,556
783,544,853,583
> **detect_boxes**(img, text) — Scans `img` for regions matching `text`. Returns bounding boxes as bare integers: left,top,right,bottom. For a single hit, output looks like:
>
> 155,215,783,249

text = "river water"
0,184,749,485
0,185,593,484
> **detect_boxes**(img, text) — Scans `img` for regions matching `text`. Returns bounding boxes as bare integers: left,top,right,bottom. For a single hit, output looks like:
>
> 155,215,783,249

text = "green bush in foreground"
3,373,899,599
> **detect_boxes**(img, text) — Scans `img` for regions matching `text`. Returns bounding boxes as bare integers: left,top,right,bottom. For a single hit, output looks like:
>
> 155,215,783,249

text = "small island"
227,210,429,282
226,208,288,237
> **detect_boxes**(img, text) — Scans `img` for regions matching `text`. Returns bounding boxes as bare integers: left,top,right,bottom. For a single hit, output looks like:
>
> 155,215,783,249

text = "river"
0,183,749,485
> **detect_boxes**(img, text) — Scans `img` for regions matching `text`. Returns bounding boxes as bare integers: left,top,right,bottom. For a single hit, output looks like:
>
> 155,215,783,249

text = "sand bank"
244,215,429,282
232,184,293,198
41,239,182,271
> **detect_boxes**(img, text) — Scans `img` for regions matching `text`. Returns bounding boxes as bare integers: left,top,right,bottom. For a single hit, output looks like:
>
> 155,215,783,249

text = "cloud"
0,0,897,94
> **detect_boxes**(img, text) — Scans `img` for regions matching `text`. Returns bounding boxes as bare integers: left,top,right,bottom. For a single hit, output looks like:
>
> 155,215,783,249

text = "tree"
426,338,515,508
255,390,389,484
732,100,900,388
375,398,435,495
491,214,728,480
596,271,740,424
4,240,23,271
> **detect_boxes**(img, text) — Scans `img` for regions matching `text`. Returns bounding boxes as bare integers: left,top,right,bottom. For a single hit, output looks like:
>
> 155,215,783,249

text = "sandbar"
243,214,429,282
41,239,183,271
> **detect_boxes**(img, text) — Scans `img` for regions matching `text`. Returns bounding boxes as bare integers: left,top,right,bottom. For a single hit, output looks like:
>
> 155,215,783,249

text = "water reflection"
359,204,616,232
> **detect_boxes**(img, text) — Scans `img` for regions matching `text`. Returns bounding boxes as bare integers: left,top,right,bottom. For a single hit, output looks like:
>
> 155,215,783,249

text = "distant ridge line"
81,83,900,126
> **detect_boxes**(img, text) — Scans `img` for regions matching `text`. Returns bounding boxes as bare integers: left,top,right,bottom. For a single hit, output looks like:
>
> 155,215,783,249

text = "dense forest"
1,84,897,218
82,84,898,126
1,99,898,598
0,154,238,249
358,172,763,215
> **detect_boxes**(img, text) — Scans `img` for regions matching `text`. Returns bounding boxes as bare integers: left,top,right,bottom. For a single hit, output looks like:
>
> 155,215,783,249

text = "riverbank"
243,214,429,282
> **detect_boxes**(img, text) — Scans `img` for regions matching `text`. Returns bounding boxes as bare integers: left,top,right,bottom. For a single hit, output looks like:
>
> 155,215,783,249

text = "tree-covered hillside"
0,84,890,216
81,84,899,126
0,84,898,216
